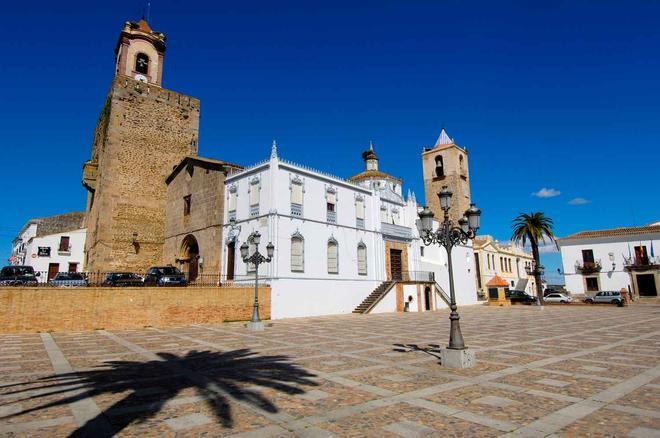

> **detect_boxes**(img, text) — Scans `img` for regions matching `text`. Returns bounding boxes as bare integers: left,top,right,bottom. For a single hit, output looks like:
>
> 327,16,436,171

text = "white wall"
560,234,659,295
23,229,86,281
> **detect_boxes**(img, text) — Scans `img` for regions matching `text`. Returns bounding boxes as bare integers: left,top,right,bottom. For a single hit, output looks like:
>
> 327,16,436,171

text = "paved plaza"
1,304,659,437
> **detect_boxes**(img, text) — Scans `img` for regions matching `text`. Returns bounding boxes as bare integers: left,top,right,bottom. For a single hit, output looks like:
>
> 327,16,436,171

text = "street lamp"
240,231,274,331
417,186,481,368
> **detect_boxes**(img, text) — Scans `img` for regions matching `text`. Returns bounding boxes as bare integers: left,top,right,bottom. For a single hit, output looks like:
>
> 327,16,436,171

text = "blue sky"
1,1,659,282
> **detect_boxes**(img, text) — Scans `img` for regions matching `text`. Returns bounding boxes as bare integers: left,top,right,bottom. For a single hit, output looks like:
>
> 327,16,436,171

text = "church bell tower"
114,19,166,86
421,129,472,225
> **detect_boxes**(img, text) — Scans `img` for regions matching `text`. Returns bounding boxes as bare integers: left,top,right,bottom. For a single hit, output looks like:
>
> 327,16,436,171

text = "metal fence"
0,271,267,288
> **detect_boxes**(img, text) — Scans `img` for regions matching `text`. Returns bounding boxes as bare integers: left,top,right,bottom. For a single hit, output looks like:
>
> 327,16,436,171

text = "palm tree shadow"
0,349,318,437
392,343,443,362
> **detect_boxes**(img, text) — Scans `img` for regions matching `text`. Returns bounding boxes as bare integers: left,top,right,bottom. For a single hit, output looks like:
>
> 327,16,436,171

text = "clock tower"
114,19,166,86
82,18,199,273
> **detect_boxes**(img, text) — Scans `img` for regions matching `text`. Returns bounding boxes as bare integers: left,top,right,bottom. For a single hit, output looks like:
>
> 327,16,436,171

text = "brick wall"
0,286,270,333
84,76,200,273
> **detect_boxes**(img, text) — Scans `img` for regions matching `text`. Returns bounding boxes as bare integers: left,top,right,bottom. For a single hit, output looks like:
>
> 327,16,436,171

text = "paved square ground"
1,304,659,437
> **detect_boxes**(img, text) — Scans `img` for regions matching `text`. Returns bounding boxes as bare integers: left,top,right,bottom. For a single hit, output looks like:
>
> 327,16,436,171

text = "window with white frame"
249,178,260,217
291,233,304,272
357,243,367,275
326,189,337,223
380,206,388,223
327,238,338,274
228,185,237,221
291,177,303,217
391,208,400,225
355,196,365,228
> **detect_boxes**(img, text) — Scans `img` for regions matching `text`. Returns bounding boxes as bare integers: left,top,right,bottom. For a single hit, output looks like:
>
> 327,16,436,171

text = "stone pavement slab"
0,304,659,437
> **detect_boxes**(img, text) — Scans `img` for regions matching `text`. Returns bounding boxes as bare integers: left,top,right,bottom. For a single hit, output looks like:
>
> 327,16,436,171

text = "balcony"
624,256,660,271
249,205,259,217
356,218,365,229
575,260,602,274
381,222,412,240
327,210,337,224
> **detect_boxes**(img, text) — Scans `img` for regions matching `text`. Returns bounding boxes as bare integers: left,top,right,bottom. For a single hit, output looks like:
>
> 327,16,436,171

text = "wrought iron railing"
624,256,660,269
356,218,365,229
249,205,259,217
395,271,435,282
0,271,266,288
327,210,337,223
575,260,602,274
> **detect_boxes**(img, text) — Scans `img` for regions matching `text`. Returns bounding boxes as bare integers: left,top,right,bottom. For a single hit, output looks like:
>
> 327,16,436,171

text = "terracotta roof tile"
559,224,660,241
486,275,510,287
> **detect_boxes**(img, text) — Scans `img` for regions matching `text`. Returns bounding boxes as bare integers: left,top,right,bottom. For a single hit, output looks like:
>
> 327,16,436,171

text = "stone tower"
82,18,200,272
421,129,471,225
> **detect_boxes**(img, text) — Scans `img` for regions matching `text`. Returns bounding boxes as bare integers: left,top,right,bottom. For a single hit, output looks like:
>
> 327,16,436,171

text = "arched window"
357,243,367,275
327,239,338,274
291,233,304,272
435,156,444,177
135,53,149,75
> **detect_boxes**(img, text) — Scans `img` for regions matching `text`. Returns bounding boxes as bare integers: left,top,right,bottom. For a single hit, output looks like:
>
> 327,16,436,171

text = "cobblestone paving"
1,304,659,437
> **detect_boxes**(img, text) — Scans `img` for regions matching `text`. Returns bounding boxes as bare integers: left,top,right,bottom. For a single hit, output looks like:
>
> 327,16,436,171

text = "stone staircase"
353,281,395,314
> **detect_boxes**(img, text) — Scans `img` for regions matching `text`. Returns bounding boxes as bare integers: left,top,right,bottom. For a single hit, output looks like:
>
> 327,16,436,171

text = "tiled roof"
559,224,660,241
486,275,509,287
32,212,85,237
348,169,402,183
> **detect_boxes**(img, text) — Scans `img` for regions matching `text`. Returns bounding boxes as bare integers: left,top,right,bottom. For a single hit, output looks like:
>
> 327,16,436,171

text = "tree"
511,212,557,305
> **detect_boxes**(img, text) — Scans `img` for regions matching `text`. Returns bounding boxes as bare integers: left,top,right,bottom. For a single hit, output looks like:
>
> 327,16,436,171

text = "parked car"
543,293,572,303
0,266,40,286
506,289,537,304
584,291,624,305
50,272,88,288
102,272,144,287
144,266,187,287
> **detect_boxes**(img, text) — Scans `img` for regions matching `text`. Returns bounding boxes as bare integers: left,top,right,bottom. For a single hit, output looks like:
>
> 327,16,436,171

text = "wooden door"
390,249,402,281
226,242,235,281
47,263,59,281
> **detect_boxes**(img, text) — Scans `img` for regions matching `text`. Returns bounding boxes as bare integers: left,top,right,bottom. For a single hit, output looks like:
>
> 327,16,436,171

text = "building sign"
38,247,51,257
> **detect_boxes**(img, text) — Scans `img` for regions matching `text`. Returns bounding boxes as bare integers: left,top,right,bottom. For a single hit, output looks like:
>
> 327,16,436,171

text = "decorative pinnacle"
270,140,278,159
369,140,374,151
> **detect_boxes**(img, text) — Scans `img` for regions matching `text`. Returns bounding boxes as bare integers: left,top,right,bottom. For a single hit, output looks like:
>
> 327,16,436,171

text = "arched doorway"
425,286,432,311
180,235,200,282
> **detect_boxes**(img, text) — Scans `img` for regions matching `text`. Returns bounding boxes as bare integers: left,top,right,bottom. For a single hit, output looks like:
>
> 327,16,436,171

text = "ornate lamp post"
417,186,481,368
239,231,274,331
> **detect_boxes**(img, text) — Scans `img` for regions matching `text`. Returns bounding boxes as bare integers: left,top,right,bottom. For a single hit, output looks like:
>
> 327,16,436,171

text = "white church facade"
211,132,479,319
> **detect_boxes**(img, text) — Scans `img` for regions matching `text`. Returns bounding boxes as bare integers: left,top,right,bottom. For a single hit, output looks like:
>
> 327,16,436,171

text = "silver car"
50,272,88,288
584,290,623,304
543,293,572,303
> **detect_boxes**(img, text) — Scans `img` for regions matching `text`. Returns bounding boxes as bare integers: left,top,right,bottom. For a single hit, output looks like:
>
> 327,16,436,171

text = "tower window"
135,53,149,75
183,195,191,216
435,156,444,177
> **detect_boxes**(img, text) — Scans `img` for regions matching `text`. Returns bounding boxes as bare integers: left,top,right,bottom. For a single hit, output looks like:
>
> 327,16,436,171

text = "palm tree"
511,212,557,305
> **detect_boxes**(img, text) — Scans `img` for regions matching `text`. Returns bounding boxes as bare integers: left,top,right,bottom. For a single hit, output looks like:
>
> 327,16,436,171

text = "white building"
558,222,660,298
9,212,86,282
221,141,478,319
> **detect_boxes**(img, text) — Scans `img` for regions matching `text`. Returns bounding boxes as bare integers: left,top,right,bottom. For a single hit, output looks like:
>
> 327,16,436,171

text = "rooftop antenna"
142,2,151,21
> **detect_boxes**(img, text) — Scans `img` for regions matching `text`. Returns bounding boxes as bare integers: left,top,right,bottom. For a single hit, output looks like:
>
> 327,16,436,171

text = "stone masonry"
83,76,200,273
163,157,242,280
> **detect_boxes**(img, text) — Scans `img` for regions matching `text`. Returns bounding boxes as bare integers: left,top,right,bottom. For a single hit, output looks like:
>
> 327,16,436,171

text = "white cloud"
538,243,559,254
568,197,590,205
532,187,561,198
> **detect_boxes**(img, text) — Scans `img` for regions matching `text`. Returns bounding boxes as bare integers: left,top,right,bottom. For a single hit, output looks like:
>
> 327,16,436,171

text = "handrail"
363,281,396,314
434,281,451,306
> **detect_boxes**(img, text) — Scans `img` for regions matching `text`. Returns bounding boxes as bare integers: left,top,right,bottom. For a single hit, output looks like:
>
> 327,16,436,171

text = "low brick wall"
0,286,270,333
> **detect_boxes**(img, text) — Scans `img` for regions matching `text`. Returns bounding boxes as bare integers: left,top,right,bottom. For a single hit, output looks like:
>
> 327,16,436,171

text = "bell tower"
421,129,471,225
114,19,166,86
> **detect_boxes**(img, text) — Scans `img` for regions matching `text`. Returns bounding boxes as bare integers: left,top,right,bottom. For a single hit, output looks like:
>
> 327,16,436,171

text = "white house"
557,222,660,298
10,212,87,282
221,141,478,319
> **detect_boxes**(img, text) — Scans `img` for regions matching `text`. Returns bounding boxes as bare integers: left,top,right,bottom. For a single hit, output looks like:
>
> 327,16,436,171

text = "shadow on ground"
392,343,443,362
0,349,318,437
